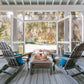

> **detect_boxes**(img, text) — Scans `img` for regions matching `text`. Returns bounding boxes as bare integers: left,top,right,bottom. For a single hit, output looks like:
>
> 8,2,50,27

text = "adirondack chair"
0,42,26,84
57,42,84,77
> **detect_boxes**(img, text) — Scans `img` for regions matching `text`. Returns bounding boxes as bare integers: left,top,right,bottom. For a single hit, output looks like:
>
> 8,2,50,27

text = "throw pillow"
59,57,67,67
15,54,25,65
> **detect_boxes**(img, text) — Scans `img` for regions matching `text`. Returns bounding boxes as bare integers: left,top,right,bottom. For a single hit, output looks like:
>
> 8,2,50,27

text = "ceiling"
1,0,84,5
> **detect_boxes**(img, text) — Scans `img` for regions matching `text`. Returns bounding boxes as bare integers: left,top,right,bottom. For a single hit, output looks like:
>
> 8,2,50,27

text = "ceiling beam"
74,0,78,5
59,0,63,5
37,0,39,5
81,0,84,4
45,0,46,5
0,5,84,11
22,0,24,5
67,0,70,5
29,0,31,5
52,0,54,5
5,0,9,5
13,0,17,5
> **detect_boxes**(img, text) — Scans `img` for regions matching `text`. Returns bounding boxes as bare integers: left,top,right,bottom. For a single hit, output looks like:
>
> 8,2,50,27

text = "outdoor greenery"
25,22,56,44
0,13,12,43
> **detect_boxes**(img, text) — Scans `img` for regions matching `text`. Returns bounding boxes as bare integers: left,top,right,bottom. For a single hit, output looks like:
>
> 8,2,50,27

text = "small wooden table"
30,59,53,74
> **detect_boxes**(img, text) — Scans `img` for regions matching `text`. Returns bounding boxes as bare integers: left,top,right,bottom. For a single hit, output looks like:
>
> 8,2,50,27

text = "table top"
31,59,52,64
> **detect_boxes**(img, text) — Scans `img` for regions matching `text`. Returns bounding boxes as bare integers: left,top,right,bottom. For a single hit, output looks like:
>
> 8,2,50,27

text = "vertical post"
23,12,25,53
81,12,84,42
56,21,58,55
56,12,59,55
69,14,72,52
12,11,18,52
11,13,13,50
64,11,71,52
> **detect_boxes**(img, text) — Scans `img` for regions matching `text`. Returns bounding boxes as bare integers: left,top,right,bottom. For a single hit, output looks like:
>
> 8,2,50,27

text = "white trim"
24,20,56,22
81,14,84,42
23,13,25,53
5,0,9,5
0,5,84,11
57,15,70,22
59,0,63,5
67,0,70,5
57,41,70,44
69,15,72,52
11,15,13,49
74,0,78,5
13,41,24,44
13,0,17,5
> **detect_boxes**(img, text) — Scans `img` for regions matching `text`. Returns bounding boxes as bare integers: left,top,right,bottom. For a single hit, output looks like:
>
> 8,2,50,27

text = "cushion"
15,54,25,65
59,57,67,67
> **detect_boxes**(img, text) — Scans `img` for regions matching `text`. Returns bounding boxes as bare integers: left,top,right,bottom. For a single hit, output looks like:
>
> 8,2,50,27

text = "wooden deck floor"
0,59,84,84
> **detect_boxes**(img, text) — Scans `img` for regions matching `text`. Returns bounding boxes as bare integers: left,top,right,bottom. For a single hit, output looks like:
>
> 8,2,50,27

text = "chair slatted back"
70,43,84,58
0,42,19,66
64,43,84,70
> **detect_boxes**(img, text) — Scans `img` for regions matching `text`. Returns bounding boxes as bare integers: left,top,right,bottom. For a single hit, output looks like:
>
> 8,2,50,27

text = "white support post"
11,13,13,49
56,20,58,55
69,14,72,52
23,12,25,53
81,12,84,42
12,11,18,51
64,11,71,52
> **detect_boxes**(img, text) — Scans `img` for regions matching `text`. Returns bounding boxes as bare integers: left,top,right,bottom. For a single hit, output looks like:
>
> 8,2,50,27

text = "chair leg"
5,67,22,84
30,68,33,75
53,65,55,71
72,71,84,77
66,70,69,75
2,71,12,75
50,67,53,75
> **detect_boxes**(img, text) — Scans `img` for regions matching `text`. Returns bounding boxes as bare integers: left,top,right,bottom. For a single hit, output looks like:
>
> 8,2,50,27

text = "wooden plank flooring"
0,59,84,84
